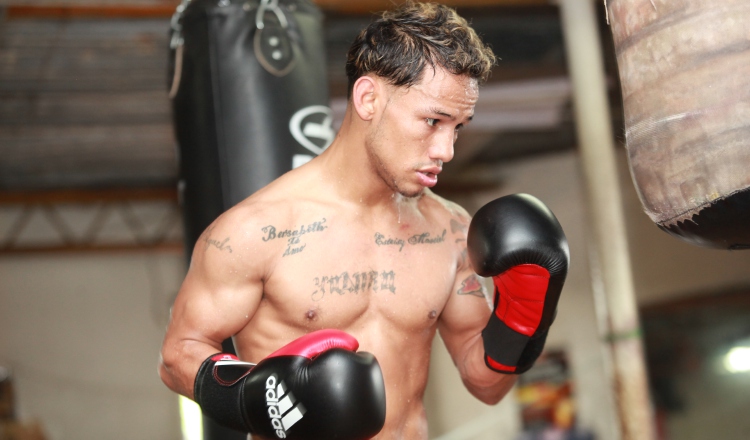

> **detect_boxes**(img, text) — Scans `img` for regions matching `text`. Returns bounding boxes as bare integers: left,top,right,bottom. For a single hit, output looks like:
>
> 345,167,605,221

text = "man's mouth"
417,167,442,187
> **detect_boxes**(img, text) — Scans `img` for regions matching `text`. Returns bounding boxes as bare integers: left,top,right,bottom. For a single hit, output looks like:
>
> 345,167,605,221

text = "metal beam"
315,0,549,14
0,187,183,254
0,187,177,204
5,0,550,19
5,4,178,19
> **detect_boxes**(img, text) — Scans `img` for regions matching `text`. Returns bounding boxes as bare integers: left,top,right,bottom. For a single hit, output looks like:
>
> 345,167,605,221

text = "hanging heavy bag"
168,0,334,252
606,0,750,250
167,2,333,439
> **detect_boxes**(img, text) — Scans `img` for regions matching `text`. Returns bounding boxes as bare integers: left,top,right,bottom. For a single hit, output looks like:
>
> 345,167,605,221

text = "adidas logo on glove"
192,330,385,438
265,374,306,438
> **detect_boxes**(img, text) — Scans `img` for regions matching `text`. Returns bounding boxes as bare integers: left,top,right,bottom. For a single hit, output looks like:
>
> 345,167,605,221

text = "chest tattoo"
374,233,406,251
311,270,396,301
373,229,447,250
408,229,447,245
260,218,327,257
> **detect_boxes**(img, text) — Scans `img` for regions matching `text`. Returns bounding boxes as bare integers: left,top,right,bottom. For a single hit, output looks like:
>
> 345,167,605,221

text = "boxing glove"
194,329,386,439
467,194,569,374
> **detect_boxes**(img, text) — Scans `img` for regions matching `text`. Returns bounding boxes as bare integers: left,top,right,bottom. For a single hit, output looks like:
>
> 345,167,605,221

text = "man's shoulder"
196,188,307,269
417,190,472,248
421,189,471,223
221,168,335,233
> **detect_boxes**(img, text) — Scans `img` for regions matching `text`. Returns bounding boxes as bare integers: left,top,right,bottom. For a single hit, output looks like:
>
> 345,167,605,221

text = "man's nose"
430,130,455,163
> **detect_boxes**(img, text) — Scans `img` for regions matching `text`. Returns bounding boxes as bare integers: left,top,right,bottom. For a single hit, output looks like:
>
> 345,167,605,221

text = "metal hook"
169,0,191,49
255,0,288,30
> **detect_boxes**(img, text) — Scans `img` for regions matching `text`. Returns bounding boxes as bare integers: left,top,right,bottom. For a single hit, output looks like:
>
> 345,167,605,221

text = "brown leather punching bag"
607,0,750,249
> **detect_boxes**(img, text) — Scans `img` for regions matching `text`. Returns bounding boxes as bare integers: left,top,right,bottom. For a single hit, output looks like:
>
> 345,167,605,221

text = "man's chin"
396,186,425,199
385,176,426,199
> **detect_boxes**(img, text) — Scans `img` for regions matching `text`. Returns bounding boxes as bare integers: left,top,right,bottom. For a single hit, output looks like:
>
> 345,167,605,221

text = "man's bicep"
159,237,265,397
171,272,262,349
438,269,492,359
172,230,265,347
166,214,267,353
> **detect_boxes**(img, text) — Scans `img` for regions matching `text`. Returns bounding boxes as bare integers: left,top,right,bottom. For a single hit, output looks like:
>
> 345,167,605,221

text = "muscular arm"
437,218,517,405
158,210,266,400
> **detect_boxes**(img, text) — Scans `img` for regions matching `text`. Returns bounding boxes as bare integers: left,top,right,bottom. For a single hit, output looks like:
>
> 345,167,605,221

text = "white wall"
0,252,184,440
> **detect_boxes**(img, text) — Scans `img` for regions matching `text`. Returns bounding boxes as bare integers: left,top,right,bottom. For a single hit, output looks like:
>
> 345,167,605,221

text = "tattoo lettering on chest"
373,229,447,251
374,233,405,251
202,225,233,253
311,270,396,302
260,218,327,257
409,229,446,245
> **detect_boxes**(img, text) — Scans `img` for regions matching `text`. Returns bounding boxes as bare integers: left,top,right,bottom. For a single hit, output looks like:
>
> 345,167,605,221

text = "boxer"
159,3,569,439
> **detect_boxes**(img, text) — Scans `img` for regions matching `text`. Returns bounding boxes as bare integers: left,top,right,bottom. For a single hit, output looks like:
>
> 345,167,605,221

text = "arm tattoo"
202,226,233,253
457,274,485,298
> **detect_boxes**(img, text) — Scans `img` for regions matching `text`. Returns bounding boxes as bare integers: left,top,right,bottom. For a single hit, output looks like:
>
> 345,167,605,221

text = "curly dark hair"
345,1,496,98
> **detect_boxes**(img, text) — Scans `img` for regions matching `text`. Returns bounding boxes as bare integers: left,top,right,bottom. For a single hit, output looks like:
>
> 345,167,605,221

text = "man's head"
345,1,496,99
345,2,495,199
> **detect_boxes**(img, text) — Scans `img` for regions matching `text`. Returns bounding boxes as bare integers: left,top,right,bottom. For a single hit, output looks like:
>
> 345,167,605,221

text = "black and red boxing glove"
193,329,386,439
467,193,569,374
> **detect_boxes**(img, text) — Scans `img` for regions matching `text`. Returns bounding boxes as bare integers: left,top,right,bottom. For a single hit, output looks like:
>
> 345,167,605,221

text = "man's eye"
426,118,438,127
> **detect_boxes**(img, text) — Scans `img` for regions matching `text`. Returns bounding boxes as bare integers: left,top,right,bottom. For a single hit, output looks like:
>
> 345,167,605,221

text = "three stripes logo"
265,374,306,438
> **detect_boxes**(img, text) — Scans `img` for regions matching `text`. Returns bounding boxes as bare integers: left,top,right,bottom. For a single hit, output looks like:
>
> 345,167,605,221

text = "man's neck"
316,117,407,208
307,137,428,228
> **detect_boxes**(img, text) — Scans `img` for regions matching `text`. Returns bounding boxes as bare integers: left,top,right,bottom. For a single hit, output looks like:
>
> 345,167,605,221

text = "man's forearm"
159,337,220,400
460,336,517,405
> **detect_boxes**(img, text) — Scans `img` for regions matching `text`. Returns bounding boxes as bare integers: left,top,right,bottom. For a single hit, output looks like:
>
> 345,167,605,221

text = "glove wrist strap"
194,353,255,433
482,314,548,374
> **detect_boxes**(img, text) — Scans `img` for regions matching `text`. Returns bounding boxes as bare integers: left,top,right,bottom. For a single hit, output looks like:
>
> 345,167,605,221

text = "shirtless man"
159,3,568,439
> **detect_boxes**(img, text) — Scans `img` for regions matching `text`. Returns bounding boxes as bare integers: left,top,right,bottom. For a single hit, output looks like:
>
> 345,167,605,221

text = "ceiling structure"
0,0,623,193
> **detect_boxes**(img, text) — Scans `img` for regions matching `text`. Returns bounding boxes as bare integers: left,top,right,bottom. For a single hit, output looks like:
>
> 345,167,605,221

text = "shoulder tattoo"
202,225,233,254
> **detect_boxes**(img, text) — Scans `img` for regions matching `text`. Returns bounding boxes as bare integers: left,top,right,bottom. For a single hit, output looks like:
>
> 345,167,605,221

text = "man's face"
364,66,479,198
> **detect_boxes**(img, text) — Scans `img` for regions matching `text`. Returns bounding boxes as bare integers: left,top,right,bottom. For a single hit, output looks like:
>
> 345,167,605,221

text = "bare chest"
258,215,461,332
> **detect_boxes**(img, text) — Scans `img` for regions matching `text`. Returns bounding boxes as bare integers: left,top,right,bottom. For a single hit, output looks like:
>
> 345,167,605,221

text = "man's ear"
351,75,378,121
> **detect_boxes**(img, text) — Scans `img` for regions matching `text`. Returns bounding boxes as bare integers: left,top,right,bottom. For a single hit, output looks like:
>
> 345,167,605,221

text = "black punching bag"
168,0,334,251
167,0,333,439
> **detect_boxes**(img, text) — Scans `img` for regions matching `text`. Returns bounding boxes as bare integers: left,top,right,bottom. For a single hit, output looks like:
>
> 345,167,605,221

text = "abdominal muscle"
235,298,441,440
368,345,433,439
